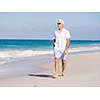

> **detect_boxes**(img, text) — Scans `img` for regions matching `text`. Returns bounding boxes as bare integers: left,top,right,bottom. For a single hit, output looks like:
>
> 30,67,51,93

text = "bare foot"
62,73,64,77
52,74,58,79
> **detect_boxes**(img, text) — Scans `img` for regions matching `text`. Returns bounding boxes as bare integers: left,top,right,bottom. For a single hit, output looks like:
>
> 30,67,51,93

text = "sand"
0,52,100,87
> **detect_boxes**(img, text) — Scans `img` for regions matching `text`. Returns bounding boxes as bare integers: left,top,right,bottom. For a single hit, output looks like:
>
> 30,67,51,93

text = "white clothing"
53,28,71,60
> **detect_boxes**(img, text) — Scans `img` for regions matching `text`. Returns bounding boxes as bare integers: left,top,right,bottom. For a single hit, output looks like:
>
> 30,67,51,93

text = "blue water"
0,39,52,51
0,39,52,50
0,39,100,51
70,40,100,48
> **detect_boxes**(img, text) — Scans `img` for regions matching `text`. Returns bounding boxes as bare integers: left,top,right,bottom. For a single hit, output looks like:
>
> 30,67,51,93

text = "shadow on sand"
28,74,52,78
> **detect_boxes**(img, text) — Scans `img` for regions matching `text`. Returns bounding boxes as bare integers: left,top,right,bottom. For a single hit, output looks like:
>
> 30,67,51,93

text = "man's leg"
62,59,66,76
53,58,59,78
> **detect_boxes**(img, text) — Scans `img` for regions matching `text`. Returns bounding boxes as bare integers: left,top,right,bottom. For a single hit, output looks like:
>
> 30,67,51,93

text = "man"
53,19,71,78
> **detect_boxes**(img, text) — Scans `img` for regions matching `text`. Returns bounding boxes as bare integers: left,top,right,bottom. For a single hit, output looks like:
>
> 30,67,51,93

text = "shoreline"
0,49,100,66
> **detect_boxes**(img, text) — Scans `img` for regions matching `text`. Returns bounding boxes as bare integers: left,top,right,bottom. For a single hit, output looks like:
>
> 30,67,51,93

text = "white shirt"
53,28,71,52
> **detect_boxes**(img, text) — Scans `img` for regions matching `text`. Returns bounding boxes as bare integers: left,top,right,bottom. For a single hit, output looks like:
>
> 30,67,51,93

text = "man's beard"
58,28,60,30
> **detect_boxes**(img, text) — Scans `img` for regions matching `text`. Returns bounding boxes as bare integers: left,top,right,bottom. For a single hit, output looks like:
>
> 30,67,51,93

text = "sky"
0,12,100,40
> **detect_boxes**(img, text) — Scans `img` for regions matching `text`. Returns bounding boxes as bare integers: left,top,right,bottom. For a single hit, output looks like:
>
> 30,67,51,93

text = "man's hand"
64,49,68,55
64,38,70,55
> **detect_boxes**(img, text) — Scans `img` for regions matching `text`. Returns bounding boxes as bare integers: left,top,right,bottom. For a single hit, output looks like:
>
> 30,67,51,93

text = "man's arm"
64,38,70,54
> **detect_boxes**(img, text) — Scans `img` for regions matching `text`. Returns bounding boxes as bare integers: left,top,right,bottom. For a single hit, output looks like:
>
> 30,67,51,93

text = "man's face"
57,22,63,30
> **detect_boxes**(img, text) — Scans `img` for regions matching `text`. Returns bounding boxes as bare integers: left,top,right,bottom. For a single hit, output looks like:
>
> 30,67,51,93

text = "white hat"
57,19,64,25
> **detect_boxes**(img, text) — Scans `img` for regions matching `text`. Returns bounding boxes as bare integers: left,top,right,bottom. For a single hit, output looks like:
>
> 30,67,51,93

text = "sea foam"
0,46,100,65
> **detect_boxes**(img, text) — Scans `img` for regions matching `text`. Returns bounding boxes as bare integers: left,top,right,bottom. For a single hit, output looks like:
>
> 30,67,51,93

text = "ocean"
0,39,100,65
